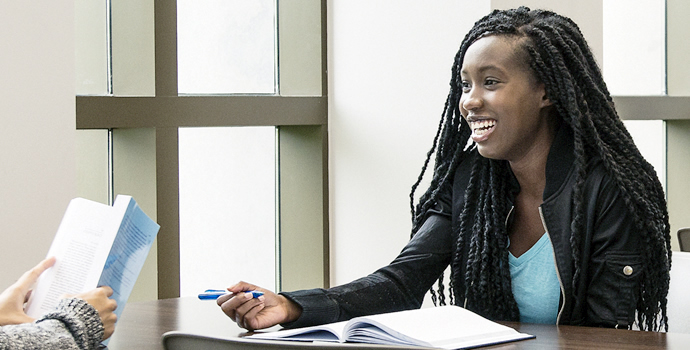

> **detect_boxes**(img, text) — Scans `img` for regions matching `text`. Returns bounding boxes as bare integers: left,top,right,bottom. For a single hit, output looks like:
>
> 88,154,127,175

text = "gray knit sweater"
0,298,104,350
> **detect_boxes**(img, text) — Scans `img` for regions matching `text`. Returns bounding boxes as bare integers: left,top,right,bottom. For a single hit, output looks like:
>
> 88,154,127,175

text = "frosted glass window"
624,120,666,191
603,0,665,95
179,127,277,297
76,129,110,204
177,0,276,94
75,0,108,95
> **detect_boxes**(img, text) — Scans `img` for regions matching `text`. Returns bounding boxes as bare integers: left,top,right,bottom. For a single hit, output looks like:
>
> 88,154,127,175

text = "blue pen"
197,289,264,300
198,289,228,300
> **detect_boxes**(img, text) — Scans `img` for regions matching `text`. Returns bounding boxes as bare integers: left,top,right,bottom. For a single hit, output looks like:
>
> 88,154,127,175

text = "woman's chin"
475,144,503,160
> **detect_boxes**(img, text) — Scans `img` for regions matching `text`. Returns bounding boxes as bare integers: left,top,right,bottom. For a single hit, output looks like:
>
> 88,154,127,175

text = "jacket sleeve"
281,198,455,329
0,298,104,350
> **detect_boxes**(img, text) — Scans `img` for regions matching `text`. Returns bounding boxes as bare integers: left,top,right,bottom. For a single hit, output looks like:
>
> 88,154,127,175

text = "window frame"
76,0,329,298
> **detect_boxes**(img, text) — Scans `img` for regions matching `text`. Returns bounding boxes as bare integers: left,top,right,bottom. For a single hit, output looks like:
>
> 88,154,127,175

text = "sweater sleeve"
0,298,104,350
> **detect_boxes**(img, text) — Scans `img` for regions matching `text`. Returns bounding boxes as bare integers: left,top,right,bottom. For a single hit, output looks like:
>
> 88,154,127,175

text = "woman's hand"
216,281,302,331
73,286,118,340
0,257,56,326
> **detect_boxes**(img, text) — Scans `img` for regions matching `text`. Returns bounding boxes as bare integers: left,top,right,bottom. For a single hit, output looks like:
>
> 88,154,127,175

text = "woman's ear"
541,96,553,108
539,84,553,108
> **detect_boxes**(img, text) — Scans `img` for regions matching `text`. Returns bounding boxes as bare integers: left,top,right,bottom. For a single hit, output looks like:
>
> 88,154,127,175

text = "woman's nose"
461,89,483,111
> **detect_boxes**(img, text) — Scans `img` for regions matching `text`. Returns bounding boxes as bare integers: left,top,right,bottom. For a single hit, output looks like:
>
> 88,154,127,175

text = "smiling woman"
214,7,671,334
408,6,671,331
459,35,555,165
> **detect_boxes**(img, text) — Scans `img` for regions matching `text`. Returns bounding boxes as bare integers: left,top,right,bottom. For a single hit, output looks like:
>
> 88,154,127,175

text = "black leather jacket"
283,127,642,329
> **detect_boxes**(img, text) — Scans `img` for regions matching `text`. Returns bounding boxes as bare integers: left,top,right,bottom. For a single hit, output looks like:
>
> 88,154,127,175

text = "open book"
248,306,534,349
25,195,160,322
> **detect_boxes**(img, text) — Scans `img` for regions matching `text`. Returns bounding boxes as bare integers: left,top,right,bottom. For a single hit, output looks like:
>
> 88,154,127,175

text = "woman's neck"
509,114,560,199
509,146,549,200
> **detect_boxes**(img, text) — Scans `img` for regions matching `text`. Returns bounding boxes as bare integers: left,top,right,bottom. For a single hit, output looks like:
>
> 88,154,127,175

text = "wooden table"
106,297,690,349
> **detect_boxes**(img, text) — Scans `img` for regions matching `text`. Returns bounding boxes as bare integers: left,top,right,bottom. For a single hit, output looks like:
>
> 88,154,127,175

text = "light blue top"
509,232,560,324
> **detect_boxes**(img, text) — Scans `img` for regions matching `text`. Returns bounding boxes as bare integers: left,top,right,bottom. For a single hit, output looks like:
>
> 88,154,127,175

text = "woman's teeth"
470,120,496,135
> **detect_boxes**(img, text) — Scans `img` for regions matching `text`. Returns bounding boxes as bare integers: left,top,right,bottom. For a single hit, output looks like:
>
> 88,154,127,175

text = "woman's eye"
485,79,499,87
461,81,471,92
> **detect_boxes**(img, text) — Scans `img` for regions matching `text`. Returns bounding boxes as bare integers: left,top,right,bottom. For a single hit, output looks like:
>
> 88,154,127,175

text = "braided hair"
409,7,671,331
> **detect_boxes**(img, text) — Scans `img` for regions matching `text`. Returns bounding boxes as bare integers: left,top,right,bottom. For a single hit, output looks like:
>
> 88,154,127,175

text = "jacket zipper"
538,206,566,324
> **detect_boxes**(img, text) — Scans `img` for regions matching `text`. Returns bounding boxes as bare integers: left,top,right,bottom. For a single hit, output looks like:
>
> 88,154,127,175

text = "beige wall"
0,2,76,287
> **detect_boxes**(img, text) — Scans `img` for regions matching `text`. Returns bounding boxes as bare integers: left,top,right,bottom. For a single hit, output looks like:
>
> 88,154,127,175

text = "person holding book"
0,257,118,350
217,7,671,332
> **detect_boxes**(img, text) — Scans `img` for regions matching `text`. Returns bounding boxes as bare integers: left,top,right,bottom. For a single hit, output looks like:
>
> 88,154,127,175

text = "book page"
96,195,159,320
248,321,348,343
25,198,120,318
344,306,534,349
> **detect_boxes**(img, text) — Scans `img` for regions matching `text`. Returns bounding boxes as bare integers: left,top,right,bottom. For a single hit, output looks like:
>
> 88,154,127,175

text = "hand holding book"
24,195,159,325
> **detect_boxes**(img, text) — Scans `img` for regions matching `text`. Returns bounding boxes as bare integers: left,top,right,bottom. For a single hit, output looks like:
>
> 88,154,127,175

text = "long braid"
409,7,670,331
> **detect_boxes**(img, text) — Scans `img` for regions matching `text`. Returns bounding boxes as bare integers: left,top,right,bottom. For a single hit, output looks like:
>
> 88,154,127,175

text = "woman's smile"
468,118,497,142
